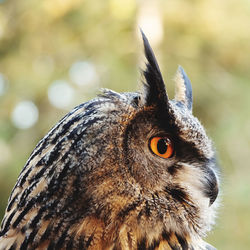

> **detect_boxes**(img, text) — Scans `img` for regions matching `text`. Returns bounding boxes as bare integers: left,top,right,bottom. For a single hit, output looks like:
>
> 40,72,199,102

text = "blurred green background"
0,0,249,249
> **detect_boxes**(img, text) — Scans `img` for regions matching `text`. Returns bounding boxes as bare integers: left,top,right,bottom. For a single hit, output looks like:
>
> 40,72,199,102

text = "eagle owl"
0,32,219,250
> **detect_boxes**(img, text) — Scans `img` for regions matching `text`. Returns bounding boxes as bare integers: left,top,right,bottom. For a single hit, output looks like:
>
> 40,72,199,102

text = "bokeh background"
0,0,249,249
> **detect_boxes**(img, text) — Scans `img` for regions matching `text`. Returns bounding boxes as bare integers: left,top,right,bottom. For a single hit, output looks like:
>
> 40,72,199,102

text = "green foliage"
0,0,249,248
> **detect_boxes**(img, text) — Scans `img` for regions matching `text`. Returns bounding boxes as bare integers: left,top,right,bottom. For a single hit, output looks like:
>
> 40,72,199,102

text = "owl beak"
174,66,193,111
209,182,219,206
203,168,219,206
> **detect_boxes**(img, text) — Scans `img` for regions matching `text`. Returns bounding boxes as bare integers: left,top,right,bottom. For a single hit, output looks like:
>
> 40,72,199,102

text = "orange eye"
149,136,174,159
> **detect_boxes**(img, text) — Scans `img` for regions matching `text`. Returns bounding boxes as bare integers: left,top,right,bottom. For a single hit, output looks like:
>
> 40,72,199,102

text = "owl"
0,31,219,250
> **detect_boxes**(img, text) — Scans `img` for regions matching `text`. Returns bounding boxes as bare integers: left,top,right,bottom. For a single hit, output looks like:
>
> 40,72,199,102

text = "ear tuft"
140,29,169,108
174,66,193,111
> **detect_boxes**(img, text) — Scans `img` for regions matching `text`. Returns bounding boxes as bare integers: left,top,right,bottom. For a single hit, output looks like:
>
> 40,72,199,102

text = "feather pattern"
141,30,169,110
0,32,219,250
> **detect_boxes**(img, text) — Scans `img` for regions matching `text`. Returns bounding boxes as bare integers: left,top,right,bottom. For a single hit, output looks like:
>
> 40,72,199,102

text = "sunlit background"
0,0,249,249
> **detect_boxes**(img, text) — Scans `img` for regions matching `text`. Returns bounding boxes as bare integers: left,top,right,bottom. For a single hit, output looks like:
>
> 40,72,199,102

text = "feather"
141,30,169,109
174,65,193,111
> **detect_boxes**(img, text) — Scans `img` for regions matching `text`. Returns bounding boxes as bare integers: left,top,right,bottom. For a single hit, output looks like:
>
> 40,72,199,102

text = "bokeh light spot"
48,80,75,109
11,101,39,129
69,61,99,87
137,2,163,46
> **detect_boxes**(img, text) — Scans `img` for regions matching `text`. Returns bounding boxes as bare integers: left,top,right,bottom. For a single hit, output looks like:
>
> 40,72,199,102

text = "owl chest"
73,214,192,250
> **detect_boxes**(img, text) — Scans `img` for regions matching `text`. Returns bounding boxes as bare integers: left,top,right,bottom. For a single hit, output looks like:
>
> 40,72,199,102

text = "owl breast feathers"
0,32,219,250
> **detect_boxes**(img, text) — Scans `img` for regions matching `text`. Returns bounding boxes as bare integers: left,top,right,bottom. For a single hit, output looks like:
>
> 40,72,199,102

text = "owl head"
82,31,220,240
0,31,219,249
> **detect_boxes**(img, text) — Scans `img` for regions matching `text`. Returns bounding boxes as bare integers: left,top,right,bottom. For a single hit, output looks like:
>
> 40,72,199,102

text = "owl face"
93,32,219,237
118,95,219,236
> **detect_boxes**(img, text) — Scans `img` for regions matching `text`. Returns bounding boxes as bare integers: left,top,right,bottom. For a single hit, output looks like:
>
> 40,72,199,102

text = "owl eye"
149,136,174,159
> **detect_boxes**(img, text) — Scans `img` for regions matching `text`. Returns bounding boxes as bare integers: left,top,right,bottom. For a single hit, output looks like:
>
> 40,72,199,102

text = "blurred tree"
0,0,249,249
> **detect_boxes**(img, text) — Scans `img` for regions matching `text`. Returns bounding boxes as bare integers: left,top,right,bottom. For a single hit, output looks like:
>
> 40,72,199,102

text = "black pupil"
157,139,168,154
